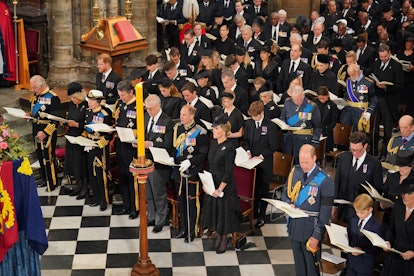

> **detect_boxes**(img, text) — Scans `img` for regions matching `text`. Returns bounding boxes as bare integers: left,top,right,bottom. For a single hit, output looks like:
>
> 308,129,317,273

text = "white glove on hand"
84,146,93,152
179,159,191,172
362,112,371,121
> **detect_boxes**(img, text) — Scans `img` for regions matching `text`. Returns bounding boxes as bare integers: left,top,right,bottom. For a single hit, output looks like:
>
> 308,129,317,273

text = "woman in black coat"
202,114,241,254
254,45,279,91
158,79,184,120
64,82,88,198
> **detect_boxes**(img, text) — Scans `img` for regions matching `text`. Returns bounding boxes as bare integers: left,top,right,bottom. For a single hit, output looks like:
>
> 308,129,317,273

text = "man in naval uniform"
173,105,209,242
282,144,334,276
30,75,61,191
340,63,377,130
280,85,322,163
386,115,414,160
95,53,122,105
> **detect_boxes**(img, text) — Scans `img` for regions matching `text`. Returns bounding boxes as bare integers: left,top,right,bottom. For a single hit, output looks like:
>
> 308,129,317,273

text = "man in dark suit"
218,0,236,19
243,101,279,228
353,10,377,43
181,82,212,129
235,25,260,62
333,131,383,223
144,94,174,233
354,34,376,73
180,29,202,75
331,20,355,51
163,0,186,48
371,44,404,160
96,53,122,105
277,44,312,93
221,68,249,115
246,0,268,22
228,14,245,41
169,47,193,78
163,60,187,92
224,54,249,91
197,0,216,27
324,0,342,36
263,12,290,48
289,33,313,64
303,22,330,53
193,22,212,49
233,0,253,26
282,144,334,276
340,0,357,30
143,54,163,96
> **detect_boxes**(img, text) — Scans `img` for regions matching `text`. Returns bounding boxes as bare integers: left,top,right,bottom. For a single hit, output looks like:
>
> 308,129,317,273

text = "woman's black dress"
214,37,235,56
217,108,244,148
64,101,88,179
202,139,241,235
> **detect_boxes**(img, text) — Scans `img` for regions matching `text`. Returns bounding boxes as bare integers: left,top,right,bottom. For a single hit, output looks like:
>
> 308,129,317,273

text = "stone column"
107,0,119,18
47,0,78,87
124,0,157,72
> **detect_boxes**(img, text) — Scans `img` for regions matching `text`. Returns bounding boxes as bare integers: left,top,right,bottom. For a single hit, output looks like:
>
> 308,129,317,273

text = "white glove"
84,146,93,152
362,112,371,121
179,159,191,172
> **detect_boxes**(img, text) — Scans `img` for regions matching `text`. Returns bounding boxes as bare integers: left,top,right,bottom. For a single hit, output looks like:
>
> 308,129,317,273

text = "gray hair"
144,94,161,107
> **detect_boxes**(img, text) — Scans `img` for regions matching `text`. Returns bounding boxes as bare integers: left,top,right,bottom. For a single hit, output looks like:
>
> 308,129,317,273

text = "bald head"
299,144,317,173
399,115,414,137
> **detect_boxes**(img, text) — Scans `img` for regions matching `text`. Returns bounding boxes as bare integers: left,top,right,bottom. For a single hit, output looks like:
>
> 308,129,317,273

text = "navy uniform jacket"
263,101,281,120
282,165,334,242
30,89,61,137
370,58,404,122
387,135,414,158
96,71,122,105
347,215,384,274
354,45,376,73
145,111,174,170
343,76,377,113
173,122,209,182
280,98,322,144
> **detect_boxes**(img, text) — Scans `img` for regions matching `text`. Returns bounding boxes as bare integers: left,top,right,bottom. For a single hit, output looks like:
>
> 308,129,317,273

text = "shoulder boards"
49,91,58,96
101,109,109,116
195,124,207,135
306,99,316,106
173,122,182,129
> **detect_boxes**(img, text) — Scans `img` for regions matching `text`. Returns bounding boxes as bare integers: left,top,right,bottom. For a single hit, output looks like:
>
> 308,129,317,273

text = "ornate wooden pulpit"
80,16,149,77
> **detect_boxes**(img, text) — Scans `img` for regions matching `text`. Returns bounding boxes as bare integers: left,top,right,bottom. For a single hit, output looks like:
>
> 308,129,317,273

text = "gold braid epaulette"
387,136,399,155
287,166,302,204
337,64,346,81
311,53,317,69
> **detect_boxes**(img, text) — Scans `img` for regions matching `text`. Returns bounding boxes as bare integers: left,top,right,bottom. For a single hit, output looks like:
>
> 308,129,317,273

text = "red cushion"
233,166,255,198
55,148,66,159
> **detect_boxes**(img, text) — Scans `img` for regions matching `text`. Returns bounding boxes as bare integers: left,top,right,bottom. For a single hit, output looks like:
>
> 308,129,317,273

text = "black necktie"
403,138,408,145
358,219,364,231
380,63,385,71
272,29,277,40
148,118,154,133
256,121,260,129
353,158,358,171
289,61,295,73
303,173,308,182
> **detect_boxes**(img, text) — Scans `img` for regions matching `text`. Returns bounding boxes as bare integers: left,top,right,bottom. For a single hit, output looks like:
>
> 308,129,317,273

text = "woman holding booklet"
64,82,88,199
382,177,414,275
202,114,241,254
381,150,414,228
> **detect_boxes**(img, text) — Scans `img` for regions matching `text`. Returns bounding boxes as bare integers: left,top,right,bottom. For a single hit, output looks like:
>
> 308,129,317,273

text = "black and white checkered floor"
38,185,300,276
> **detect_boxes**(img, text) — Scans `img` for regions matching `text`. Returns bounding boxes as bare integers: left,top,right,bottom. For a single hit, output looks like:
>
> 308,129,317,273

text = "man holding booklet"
143,95,174,233
282,144,334,276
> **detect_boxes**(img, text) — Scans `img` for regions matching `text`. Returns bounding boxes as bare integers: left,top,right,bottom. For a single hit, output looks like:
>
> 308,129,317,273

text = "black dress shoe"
129,211,138,219
114,208,129,215
76,194,86,200
147,220,155,226
100,205,107,211
37,181,46,188
70,190,80,197
89,202,99,207
255,219,265,228
46,185,56,192
184,234,195,243
379,155,386,162
152,225,163,233
174,232,187,239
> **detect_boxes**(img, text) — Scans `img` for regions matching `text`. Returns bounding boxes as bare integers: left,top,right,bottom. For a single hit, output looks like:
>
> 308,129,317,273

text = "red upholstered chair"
233,166,256,233
24,28,41,75
167,182,179,229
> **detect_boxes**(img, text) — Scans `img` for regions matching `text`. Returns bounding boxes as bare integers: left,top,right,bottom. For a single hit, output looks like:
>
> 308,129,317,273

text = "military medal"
363,164,367,173
308,185,318,205
301,122,306,128
156,137,163,142
308,196,316,205
187,146,194,159
359,95,364,100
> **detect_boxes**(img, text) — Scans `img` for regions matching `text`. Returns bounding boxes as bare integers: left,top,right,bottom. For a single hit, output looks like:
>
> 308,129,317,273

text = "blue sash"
287,102,314,126
346,79,359,103
176,128,201,157
32,93,53,116
296,171,326,207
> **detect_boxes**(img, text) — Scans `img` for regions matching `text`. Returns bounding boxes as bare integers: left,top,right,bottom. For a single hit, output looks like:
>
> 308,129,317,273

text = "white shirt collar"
353,151,367,170
359,213,372,230
189,96,199,106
